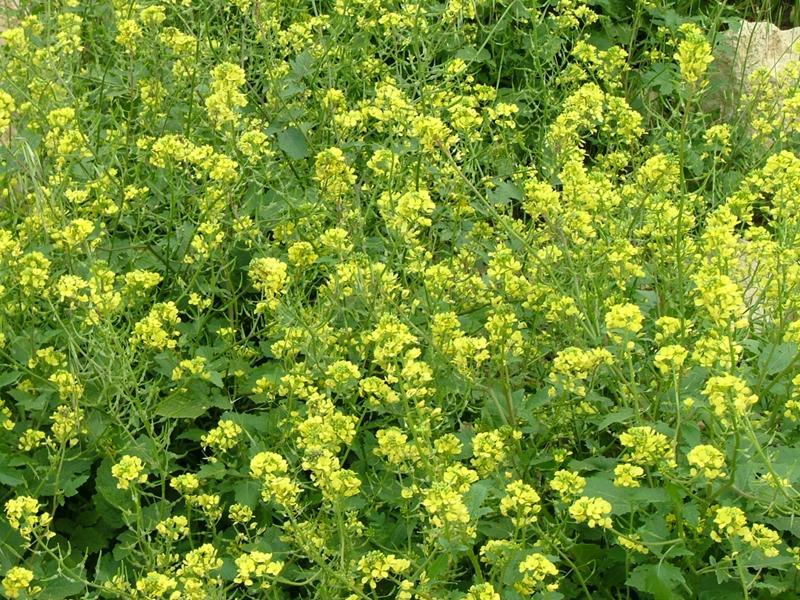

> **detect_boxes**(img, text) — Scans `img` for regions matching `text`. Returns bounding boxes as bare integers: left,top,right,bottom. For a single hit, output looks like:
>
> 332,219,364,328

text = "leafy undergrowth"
1,0,800,598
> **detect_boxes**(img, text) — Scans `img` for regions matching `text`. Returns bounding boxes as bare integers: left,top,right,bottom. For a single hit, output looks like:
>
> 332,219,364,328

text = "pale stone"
716,20,800,92
0,1,18,45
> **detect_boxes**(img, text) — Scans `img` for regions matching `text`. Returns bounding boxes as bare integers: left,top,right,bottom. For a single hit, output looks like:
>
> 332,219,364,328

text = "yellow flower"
687,445,726,480
235,551,283,589
516,553,559,594
18,430,47,452
111,455,148,490
179,544,223,578
471,430,507,476
130,302,181,350
613,463,644,488
464,582,501,600
155,515,190,541
2,566,35,599
229,503,254,524
619,426,674,466
674,23,713,87
248,257,288,312
500,480,541,527
5,496,53,540
205,62,247,129
115,18,142,51
712,506,748,540
287,241,318,269
569,496,613,529
374,428,418,469
742,524,781,557
170,473,200,496
618,533,649,554
604,302,644,339
357,551,411,589
0,90,15,129
135,572,177,597
703,374,758,420
314,147,356,199
549,469,586,501
654,344,688,375
201,419,244,454
50,403,86,446
250,451,301,508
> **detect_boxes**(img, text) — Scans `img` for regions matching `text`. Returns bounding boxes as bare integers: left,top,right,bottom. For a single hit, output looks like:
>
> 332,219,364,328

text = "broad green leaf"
759,342,797,376
155,394,210,418
277,127,309,160
627,563,686,600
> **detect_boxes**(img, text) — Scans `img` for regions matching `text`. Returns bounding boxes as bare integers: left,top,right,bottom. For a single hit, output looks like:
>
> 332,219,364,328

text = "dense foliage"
2,0,800,598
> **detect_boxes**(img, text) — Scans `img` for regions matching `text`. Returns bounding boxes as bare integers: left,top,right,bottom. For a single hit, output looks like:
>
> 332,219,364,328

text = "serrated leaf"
38,575,86,599
759,342,797,376
277,127,308,160
0,463,24,486
155,394,210,418
583,476,670,514
591,408,635,430
627,563,686,600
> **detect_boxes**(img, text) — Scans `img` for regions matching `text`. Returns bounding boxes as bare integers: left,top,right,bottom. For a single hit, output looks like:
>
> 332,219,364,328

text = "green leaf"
155,394,210,418
464,480,493,519
759,342,797,376
38,575,86,600
583,476,670,515
0,370,21,387
277,127,309,160
591,408,635,430
95,458,132,512
0,463,25,486
627,563,686,600
41,457,93,497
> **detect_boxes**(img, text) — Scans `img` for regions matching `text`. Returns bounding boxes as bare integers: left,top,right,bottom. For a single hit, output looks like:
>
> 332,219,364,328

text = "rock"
1,1,18,46
719,20,800,85
712,20,800,110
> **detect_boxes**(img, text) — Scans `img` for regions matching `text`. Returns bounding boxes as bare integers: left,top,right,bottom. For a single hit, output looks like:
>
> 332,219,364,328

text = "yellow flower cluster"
687,444,726,480
515,553,559,594
250,451,301,509
470,429,508,476
50,403,86,446
205,62,247,129
0,90,15,129
314,147,356,200
614,463,645,488
712,507,782,557
1,567,36,599
147,134,239,183
569,496,613,529
201,419,243,454
605,302,644,344
619,426,674,467
421,464,479,536
465,582,501,600
234,551,284,589
702,374,758,420
155,515,190,541
550,469,586,501
549,346,613,397
674,23,713,87
248,257,288,313
111,455,148,490
4,496,53,541
130,302,181,350
500,480,541,527
654,344,688,375
357,551,411,589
